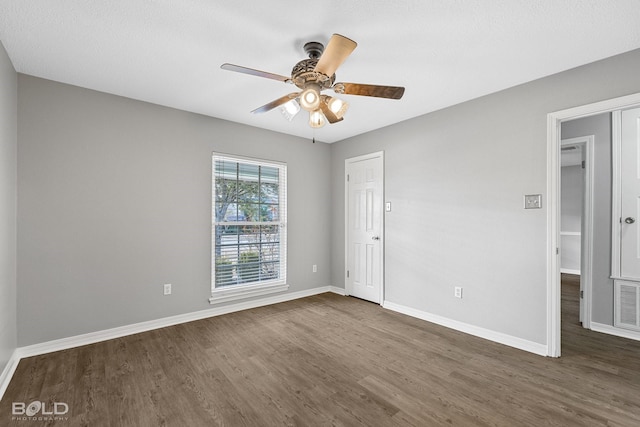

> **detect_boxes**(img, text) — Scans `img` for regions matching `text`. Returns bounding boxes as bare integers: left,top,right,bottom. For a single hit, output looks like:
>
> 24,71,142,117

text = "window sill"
209,281,289,305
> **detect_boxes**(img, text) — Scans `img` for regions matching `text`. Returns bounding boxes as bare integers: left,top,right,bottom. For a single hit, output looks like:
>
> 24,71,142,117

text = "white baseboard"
0,286,347,399
382,300,548,356
1,286,344,397
328,286,346,296
0,349,20,401
18,286,341,359
590,322,640,341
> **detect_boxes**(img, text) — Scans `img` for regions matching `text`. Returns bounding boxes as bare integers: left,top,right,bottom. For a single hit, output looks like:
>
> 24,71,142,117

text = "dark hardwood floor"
2,277,640,426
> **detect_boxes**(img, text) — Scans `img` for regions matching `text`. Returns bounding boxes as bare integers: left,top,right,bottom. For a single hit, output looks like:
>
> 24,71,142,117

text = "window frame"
210,153,288,304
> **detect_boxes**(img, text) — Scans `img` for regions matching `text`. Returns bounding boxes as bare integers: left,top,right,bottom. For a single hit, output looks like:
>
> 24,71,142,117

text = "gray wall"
330,49,640,345
560,164,582,272
12,47,640,349
17,75,332,346
560,165,583,233
561,113,612,325
0,41,17,373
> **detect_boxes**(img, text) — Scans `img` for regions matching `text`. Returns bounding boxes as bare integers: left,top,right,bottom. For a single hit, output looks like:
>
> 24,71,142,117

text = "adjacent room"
2,1,640,425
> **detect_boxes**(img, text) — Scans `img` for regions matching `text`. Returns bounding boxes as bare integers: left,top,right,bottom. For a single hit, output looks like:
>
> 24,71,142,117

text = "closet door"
620,107,640,279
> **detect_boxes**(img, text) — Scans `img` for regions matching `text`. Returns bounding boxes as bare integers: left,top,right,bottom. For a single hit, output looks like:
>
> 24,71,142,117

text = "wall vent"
615,280,640,331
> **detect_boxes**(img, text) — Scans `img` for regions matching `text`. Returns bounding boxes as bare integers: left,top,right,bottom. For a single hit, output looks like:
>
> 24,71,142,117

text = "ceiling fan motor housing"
292,42,335,90
292,58,335,90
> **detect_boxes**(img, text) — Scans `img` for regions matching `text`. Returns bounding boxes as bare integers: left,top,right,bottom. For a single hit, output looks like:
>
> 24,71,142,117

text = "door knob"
372,236,380,240
625,217,635,224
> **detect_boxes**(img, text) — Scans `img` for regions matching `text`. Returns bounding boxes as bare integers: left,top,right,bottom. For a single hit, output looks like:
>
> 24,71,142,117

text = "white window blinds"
211,154,287,302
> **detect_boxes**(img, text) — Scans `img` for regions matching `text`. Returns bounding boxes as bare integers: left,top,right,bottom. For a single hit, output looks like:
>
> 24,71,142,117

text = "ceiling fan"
221,34,405,128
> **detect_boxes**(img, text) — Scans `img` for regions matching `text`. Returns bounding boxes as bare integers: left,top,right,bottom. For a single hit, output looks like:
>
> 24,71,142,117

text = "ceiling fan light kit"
309,109,326,128
326,96,348,118
299,85,322,111
221,34,405,130
280,99,300,122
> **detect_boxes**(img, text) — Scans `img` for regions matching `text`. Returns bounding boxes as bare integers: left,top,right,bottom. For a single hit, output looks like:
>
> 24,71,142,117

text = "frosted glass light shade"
327,96,349,119
300,87,321,111
309,109,326,128
280,99,300,121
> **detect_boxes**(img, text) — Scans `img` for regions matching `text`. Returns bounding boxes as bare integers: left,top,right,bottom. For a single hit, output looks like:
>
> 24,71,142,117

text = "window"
210,154,287,303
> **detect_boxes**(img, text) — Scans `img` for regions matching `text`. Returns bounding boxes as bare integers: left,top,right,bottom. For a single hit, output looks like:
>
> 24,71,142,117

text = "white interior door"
346,152,384,303
620,107,640,279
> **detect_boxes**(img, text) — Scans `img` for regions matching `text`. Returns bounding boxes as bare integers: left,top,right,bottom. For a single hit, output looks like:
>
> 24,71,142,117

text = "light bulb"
327,96,349,119
299,86,321,111
280,99,300,121
309,110,326,128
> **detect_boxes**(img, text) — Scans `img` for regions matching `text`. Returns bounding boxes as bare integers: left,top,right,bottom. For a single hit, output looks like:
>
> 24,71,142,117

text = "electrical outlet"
454,286,463,299
163,283,172,295
312,264,317,273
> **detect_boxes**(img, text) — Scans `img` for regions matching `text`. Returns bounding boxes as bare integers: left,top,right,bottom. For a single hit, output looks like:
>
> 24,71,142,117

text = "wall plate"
524,194,542,209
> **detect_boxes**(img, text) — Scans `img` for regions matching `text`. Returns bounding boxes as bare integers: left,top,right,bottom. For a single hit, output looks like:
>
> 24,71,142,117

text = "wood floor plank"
2,277,640,425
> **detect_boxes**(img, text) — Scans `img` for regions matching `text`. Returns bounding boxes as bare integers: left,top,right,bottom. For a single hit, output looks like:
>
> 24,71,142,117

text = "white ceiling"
1,1,640,143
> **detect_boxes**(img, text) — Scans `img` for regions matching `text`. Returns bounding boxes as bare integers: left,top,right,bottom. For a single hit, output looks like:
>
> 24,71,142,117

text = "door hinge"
556,247,559,255
580,290,584,299
346,270,350,278
581,160,586,169
347,174,350,182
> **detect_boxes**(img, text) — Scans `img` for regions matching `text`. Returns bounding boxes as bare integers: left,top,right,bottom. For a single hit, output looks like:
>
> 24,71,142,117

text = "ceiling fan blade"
314,34,357,77
221,63,291,83
333,82,405,100
251,93,300,114
319,101,343,124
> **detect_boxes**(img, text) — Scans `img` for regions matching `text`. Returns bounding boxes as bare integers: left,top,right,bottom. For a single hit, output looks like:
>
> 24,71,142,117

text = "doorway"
560,136,594,328
345,151,384,304
547,92,640,357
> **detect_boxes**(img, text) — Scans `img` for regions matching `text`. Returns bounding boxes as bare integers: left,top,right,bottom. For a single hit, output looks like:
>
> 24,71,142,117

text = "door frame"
560,136,594,327
345,151,385,303
547,92,640,357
